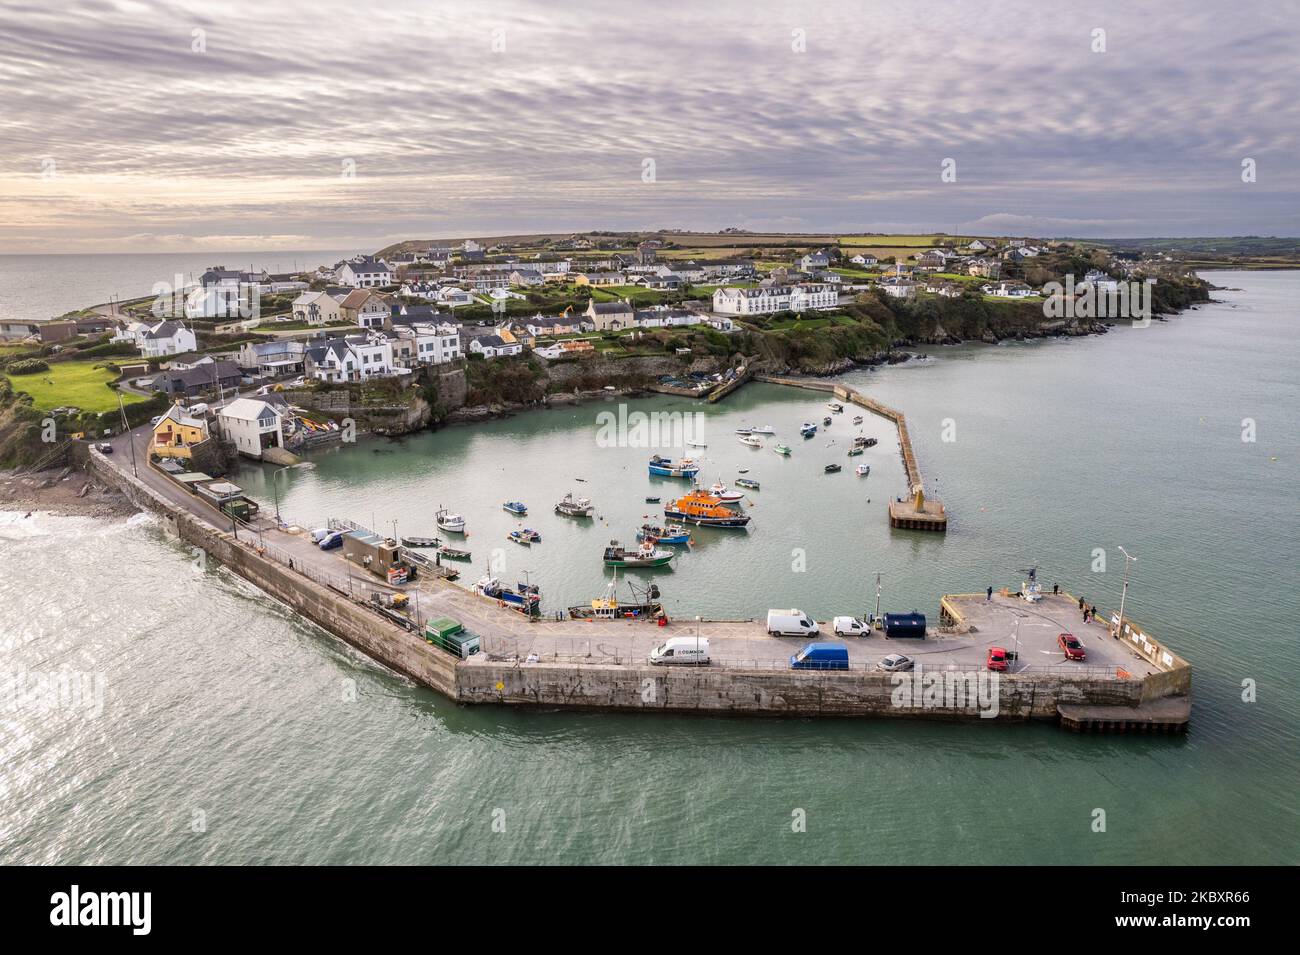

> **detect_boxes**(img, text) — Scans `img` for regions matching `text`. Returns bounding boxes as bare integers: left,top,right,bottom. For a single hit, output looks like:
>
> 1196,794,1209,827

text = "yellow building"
151,402,211,459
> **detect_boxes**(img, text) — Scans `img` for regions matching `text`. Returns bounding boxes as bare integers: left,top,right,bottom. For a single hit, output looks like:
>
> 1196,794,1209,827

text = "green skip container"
424,617,479,658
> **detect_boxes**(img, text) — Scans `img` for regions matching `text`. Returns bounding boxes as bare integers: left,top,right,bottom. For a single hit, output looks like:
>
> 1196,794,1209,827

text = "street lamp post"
1116,546,1138,640
269,463,298,524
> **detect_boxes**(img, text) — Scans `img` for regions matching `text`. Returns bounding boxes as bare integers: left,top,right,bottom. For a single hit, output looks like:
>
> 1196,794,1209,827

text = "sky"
0,0,1297,253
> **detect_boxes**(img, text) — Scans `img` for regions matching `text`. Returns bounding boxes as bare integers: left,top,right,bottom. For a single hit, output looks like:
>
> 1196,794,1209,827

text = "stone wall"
457,661,1143,720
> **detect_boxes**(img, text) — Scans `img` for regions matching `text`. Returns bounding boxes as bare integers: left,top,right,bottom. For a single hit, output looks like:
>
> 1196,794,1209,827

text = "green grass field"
5,360,145,413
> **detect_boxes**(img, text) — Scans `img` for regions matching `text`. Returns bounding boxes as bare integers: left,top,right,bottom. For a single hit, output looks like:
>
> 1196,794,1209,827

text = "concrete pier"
86,432,1190,729
753,374,947,531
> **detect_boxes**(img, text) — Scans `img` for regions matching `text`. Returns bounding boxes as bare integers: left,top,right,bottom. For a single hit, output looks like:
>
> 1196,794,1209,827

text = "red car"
986,646,1008,672
1058,632,1086,661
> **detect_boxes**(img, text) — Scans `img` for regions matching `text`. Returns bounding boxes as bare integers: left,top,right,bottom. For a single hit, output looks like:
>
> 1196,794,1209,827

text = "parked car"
649,636,710,666
318,531,344,550
790,642,849,670
876,653,914,672
767,608,819,637
986,646,1009,672
1058,632,1086,661
309,527,332,543
150,416,163,426
833,615,868,637
96,442,113,454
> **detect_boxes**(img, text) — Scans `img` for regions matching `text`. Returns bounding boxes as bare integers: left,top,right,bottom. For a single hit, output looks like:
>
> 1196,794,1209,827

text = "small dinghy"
401,536,441,548
824,463,842,474
735,477,760,490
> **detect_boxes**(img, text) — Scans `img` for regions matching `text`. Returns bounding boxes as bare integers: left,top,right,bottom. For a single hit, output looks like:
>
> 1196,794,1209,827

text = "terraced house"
711,283,837,315
304,336,395,382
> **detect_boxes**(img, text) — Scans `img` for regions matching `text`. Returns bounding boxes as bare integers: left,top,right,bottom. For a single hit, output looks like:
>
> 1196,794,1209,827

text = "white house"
136,320,197,358
983,281,1036,298
217,397,284,460
850,254,878,266
711,284,837,315
879,278,916,299
401,323,462,366
305,336,395,382
184,266,263,319
465,333,523,359
292,291,344,326
336,256,394,288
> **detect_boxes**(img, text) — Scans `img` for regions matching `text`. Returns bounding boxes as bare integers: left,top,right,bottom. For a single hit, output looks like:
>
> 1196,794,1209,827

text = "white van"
310,527,332,543
833,616,868,637
185,402,209,415
649,636,710,666
766,609,819,637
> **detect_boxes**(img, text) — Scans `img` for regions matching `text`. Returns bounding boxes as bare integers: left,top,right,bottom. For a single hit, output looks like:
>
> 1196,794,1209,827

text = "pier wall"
458,662,1142,720
88,451,457,696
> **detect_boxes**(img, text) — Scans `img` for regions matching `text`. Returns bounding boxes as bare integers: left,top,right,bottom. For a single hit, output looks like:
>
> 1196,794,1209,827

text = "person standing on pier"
986,586,993,602
1053,582,1059,594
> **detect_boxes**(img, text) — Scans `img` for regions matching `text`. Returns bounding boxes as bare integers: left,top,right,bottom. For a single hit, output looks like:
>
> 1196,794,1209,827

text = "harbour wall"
457,660,1143,720
87,451,457,696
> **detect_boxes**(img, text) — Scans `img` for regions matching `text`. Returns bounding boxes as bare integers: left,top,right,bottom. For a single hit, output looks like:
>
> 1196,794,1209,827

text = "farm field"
4,360,145,413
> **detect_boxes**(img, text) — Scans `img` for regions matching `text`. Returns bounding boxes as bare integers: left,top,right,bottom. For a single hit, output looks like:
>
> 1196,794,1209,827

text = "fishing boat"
508,528,541,545
555,492,594,517
437,545,472,560
827,401,844,413
738,434,762,448
567,576,662,620
800,422,817,438
853,415,864,425
847,446,864,457
855,464,871,477
474,574,541,615
852,434,868,448
637,523,692,546
862,437,878,447
735,477,760,490
664,489,751,527
503,501,528,515
435,506,466,533
603,539,675,568
647,455,701,478
749,425,775,434
773,444,793,456
708,481,746,504
824,463,842,474
400,535,441,548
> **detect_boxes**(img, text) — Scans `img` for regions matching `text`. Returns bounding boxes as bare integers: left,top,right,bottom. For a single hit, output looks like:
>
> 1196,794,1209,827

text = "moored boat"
824,463,842,474
555,492,594,517
503,501,528,515
773,443,793,456
637,523,692,546
664,489,752,527
708,481,746,504
437,545,472,560
855,464,871,477
435,506,466,533
508,528,541,545
847,446,863,457
800,422,817,438
735,477,760,490
734,427,753,435
644,496,661,503
823,416,832,426
862,437,878,447
567,577,662,620
604,539,675,568
853,415,864,425
749,425,775,434
738,434,762,448
827,401,844,413
648,455,701,478
401,535,441,548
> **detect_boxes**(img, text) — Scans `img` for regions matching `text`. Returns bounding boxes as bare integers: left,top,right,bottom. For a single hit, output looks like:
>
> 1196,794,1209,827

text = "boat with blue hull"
637,523,692,545
648,455,701,478
503,501,528,515
473,574,541,616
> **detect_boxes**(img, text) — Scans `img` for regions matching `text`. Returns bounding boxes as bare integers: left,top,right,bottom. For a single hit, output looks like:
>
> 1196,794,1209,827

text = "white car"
833,615,868,637
877,653,914,672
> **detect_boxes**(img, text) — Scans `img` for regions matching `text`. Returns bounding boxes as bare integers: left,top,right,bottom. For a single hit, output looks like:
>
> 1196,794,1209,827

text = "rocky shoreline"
0,467,137,519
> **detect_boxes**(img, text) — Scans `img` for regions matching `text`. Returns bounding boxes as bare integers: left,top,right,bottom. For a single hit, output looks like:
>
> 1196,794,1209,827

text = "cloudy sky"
0,0,1296,253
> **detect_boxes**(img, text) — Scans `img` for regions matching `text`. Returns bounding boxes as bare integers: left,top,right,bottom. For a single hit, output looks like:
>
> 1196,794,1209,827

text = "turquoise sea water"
1,270,1296,864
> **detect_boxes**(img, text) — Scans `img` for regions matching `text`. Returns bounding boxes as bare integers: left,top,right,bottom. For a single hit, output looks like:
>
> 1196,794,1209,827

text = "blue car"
318,531,344,550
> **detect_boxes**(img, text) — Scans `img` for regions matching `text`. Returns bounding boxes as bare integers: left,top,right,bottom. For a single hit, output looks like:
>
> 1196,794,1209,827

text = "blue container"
883,612,926,638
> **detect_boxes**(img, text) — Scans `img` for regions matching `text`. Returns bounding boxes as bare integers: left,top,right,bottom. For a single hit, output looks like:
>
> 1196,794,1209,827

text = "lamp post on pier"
1116,546,1138,640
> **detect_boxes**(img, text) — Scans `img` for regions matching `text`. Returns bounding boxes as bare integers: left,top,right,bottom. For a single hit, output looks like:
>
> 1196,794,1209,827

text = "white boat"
853,415,864,425
708,481,747,505
739,435,762,448
749,425,775,434
855,464,871,476
827,401,844,413
435,506,466,533
555,492,594,517
686,439,708,448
